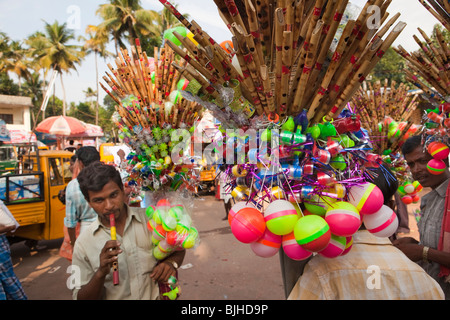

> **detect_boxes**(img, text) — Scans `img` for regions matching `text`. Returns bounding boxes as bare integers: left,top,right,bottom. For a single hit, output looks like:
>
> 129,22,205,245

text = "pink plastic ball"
363,205,399,238
282,232,312,261
318,234,347,258
348,183,384,215
427,159,446,175
231,207,265,243
229,201,253,225
325,202,361,237
341,236,353,256
250,229,282,258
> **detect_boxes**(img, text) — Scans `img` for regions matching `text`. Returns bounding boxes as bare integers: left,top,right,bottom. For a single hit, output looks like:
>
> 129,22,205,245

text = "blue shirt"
64,178,97,228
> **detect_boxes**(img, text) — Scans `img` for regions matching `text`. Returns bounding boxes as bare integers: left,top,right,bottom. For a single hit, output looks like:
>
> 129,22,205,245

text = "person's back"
288,230,444,300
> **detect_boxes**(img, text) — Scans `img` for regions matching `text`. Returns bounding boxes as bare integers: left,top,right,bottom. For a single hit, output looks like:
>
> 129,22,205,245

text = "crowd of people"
1,136,450,300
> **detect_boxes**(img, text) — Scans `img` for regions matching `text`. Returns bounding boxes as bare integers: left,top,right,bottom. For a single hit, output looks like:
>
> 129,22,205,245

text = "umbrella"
35,116,86,136
67,121,104,138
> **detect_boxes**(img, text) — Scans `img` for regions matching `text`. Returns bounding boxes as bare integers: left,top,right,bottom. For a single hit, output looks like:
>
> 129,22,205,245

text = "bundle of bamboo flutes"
159,0,406,126
350,79,420,154
418,0,450,32
394,25,450,103
101,39,203,131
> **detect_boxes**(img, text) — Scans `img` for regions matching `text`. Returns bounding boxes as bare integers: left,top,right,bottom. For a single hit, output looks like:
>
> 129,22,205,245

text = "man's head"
77,162,125,223
76,146,100,168
402,135,450,189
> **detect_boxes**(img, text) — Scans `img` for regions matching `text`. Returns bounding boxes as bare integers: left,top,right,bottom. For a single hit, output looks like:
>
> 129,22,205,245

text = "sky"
0,0,443,107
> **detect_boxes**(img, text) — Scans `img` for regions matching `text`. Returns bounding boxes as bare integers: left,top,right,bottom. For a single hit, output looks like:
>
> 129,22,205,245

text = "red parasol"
35,116,86,136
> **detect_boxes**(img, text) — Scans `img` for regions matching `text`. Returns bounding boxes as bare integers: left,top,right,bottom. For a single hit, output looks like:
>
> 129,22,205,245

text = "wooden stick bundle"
394,24,450,102
350,79,420,154
101,41,202,131
159,0,405,126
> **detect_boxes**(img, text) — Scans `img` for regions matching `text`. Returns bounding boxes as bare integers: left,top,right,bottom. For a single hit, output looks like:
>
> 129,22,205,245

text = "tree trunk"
60,72,67,116
95,52,99,126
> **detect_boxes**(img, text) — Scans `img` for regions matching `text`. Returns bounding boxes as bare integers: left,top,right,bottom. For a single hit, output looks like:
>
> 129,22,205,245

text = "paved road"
9,193,421,300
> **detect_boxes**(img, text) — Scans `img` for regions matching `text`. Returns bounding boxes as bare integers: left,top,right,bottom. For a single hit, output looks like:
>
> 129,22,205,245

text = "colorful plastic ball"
163,26,187,46
161,210,178,231
231,207,266,243
153,224,167,241
147,219,157,232
318,234,347,258
145,205,155,219
157,198,171,207
403,183,415,194
413,181,423,193
281,232,312,261
177,78,189,91
182,227,198,249
412,194,420,203
264,200,299,236
168,205,185,221
220,40,234,54
228,201,253,225
363,205,399,238
166,230,180,246
158,239,175,253
341,236,353,256
325,202,361,237
330,154,347,171
294,215,331,252
401,195,413,205
153,246,169,260
427,159,446,175
250,229,282,258
348,183,384,215
428,142,450,160
304,195,337,217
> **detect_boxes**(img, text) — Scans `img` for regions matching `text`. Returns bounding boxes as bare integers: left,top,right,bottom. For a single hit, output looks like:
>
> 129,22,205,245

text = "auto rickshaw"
2,143,74,245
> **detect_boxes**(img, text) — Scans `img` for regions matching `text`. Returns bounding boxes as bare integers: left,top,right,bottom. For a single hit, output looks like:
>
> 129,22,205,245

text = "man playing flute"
71,162,185,300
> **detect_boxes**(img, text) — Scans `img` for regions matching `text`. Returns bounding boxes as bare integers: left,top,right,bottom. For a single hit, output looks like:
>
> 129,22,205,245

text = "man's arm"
150,249,186,282
395,242,450,269
76,240,122,300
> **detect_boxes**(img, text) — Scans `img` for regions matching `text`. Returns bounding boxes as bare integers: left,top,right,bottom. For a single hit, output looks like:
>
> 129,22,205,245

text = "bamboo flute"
306,19,356,120
331,21,407,119
301,0,349,107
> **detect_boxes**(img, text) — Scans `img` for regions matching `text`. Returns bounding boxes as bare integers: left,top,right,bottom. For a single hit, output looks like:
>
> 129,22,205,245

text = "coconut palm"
31,20,85,116
80,25,113,125
0,40,31,92
96,0,159,54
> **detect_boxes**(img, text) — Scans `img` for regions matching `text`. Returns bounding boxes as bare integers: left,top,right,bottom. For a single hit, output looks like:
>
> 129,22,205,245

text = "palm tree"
96,0,158,54
80,25,113,125
31,20,85,116
0,40,31,92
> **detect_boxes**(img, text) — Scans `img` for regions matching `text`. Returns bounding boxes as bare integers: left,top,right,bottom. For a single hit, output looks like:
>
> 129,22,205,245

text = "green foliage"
368,47,407,84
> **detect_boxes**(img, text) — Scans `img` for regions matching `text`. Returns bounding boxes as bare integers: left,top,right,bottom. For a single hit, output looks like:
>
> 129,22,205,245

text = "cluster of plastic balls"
397,180,422,205
145,198,199,260
218,110,400,260
228,183,398,260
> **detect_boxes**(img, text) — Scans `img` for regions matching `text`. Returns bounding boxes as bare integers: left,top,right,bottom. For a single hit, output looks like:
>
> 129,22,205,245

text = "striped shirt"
418,178,450,299
64,178,97,228
288,230,444,300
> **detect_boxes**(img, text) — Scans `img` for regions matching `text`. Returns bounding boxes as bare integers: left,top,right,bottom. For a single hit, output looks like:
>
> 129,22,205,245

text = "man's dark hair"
77,162,123,201
367,165,399,206
76,146,100,167
401,135,422,155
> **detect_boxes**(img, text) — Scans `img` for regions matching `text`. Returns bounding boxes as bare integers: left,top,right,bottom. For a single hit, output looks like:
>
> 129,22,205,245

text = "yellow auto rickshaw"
3,144,73,244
